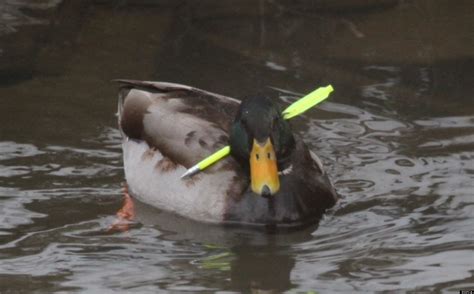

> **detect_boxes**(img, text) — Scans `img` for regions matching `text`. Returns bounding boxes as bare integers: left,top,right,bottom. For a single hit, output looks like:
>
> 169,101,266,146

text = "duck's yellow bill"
250,138,280,196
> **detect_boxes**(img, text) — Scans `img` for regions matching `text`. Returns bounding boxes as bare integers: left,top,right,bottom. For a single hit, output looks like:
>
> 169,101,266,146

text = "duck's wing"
116,80,240,168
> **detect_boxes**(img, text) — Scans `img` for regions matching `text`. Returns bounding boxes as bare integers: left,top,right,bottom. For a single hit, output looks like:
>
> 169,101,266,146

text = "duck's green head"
230,96,295,197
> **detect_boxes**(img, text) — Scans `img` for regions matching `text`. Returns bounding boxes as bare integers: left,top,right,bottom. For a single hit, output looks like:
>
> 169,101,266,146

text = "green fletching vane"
181,85,334,178
282,85,333,120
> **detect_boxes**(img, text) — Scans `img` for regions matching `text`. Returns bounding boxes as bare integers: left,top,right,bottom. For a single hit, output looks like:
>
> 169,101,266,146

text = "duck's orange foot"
108,184,136,232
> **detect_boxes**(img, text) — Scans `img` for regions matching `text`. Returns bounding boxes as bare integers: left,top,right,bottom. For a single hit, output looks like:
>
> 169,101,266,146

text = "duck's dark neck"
223,140,337,228
276,146,294,172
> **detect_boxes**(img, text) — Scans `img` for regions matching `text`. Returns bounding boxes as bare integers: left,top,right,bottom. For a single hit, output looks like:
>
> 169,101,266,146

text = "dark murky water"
1,1,473,292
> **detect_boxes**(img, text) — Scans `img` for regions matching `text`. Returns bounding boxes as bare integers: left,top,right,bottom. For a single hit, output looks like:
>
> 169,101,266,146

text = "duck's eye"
256,154,260,160
267,152,271,159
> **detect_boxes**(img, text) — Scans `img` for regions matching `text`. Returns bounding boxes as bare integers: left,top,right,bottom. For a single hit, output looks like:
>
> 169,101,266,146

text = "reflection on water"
0,0,473,292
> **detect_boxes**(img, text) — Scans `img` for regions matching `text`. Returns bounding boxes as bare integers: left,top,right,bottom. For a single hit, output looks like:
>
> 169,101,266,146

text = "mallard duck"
116,80,337,228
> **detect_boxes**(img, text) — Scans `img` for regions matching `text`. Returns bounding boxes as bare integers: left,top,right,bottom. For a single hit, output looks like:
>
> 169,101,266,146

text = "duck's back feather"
116,80,248,223
116,80,239,167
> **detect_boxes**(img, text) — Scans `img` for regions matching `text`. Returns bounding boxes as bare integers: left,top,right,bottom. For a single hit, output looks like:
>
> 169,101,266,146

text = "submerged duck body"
117,80,337,228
